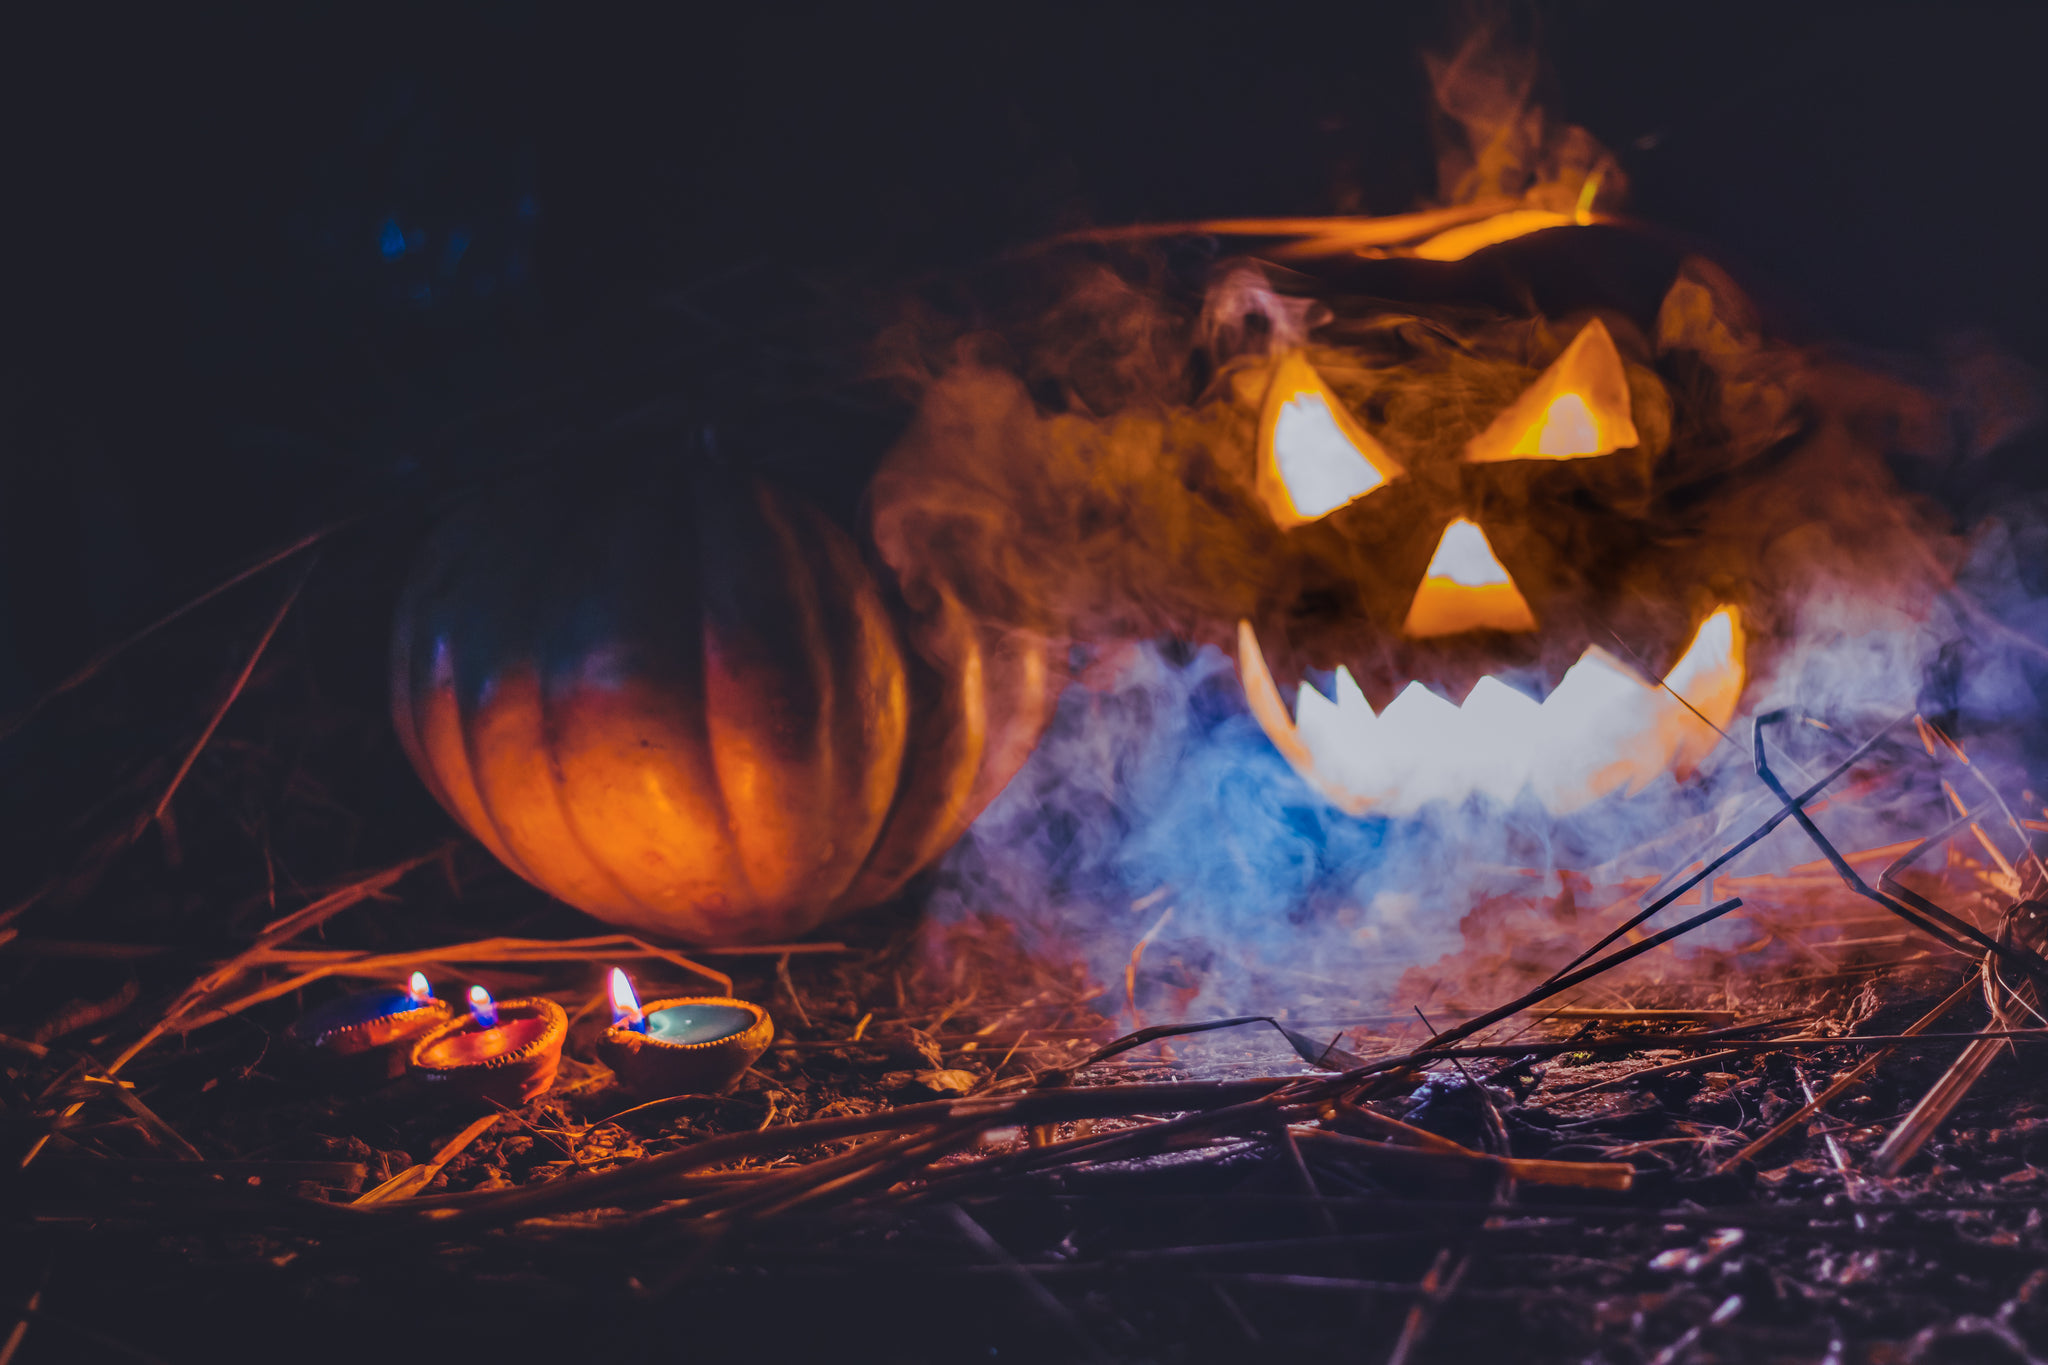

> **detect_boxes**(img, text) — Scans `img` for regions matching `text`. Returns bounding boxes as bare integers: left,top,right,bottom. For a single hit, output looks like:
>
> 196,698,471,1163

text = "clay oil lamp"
594,968,773,1096
408,985,568,1107
287,972,455,1083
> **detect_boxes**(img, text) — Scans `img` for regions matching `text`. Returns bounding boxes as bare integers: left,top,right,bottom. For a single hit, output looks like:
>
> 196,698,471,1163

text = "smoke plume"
866,40,2048,1025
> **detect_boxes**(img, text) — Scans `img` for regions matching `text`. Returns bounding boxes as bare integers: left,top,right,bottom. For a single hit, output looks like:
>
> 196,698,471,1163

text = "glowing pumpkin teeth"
1239,607,1746,816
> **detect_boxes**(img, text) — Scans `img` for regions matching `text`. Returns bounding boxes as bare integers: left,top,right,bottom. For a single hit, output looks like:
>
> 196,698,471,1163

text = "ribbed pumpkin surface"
390,458,1051,944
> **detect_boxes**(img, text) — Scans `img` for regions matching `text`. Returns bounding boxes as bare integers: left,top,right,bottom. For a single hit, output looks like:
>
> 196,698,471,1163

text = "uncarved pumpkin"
390,454,1053,944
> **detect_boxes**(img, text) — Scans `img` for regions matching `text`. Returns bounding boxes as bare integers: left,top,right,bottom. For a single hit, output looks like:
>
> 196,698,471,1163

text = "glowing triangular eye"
1464,319,1640,463
1257,353,1402,528
1402,518,1537,637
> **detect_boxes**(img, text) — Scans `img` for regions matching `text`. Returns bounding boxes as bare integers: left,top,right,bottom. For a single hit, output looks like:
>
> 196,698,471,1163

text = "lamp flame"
608,967,646,1031
407,971,432,1004
467,984,498,1029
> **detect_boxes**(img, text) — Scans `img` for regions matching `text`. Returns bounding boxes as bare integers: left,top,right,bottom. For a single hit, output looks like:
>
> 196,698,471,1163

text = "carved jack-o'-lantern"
866,47,1959,874
872,209,1944,829
1205,179,1968,824
1229,237,1752,817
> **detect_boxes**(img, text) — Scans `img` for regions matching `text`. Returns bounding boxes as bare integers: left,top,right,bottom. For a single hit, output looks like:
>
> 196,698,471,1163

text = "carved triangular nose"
1401,519,1537,637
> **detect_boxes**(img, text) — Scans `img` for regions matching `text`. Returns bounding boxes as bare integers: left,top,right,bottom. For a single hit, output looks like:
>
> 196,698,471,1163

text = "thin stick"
695,942,848,956
1292,1127,1632,1192
99,1082,205,1161
20,855,436,1175
1602,624,1742,761
1872,963,2033,1176
1385,1247,1466,1365
1795,1062,1868,1228
1545,714,1910,988
980,1030,1031,1092
107,846,450,1074
1714,977,1977,1173
1553,1049,1745,1098
1328,1099,1471,1155
181,933,730,1030
1279,1126,1339,1238
1543,1008,1737,1024
612,937,734,994
354,1112,506,1206
946,1203,1111,1365
4,1311,170,1365
0,1273,44,1365
1752,712,2018,967
744,1123,982,1221
0,523,338,746
1125,904,1175,1031
1394,1028,2048,1060
774,953,812,1031
140,560,315,836
1418,1028,2048,1060
1413,897,1747,1056
1649,1294,1744,1365
1927,715,2048,889
1881,811,2024,959
625,1132,928,1226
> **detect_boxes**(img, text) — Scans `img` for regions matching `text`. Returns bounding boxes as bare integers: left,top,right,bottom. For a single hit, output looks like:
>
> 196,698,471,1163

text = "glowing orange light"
1659,606,1744,778
1239,605,1747,816
407,971,432,1004
608,967,646,1031
1256,353,1402,528
1531,392,1598,456
1409,174,1602,262
1411,208,1578,262
1185,199,1518,258
1401,519,1537,637
1465,319,1639,463
467,985,498,1029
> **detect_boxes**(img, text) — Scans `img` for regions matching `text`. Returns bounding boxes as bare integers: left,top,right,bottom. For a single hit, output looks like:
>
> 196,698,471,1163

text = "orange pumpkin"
390,455,1053,944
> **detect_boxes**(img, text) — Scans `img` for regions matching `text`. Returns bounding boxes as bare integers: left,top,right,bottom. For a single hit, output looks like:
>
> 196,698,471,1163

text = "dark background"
3,1,2046,714
0,13,2045,1356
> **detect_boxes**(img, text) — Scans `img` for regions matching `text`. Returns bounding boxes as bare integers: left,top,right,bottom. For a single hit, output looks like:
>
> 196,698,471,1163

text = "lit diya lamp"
287,972,456,1082
408,984,568,1107
594,968,773,1096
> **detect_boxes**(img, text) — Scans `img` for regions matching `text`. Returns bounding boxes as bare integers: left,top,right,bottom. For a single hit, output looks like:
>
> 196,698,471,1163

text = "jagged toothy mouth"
1237,607,1746,817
